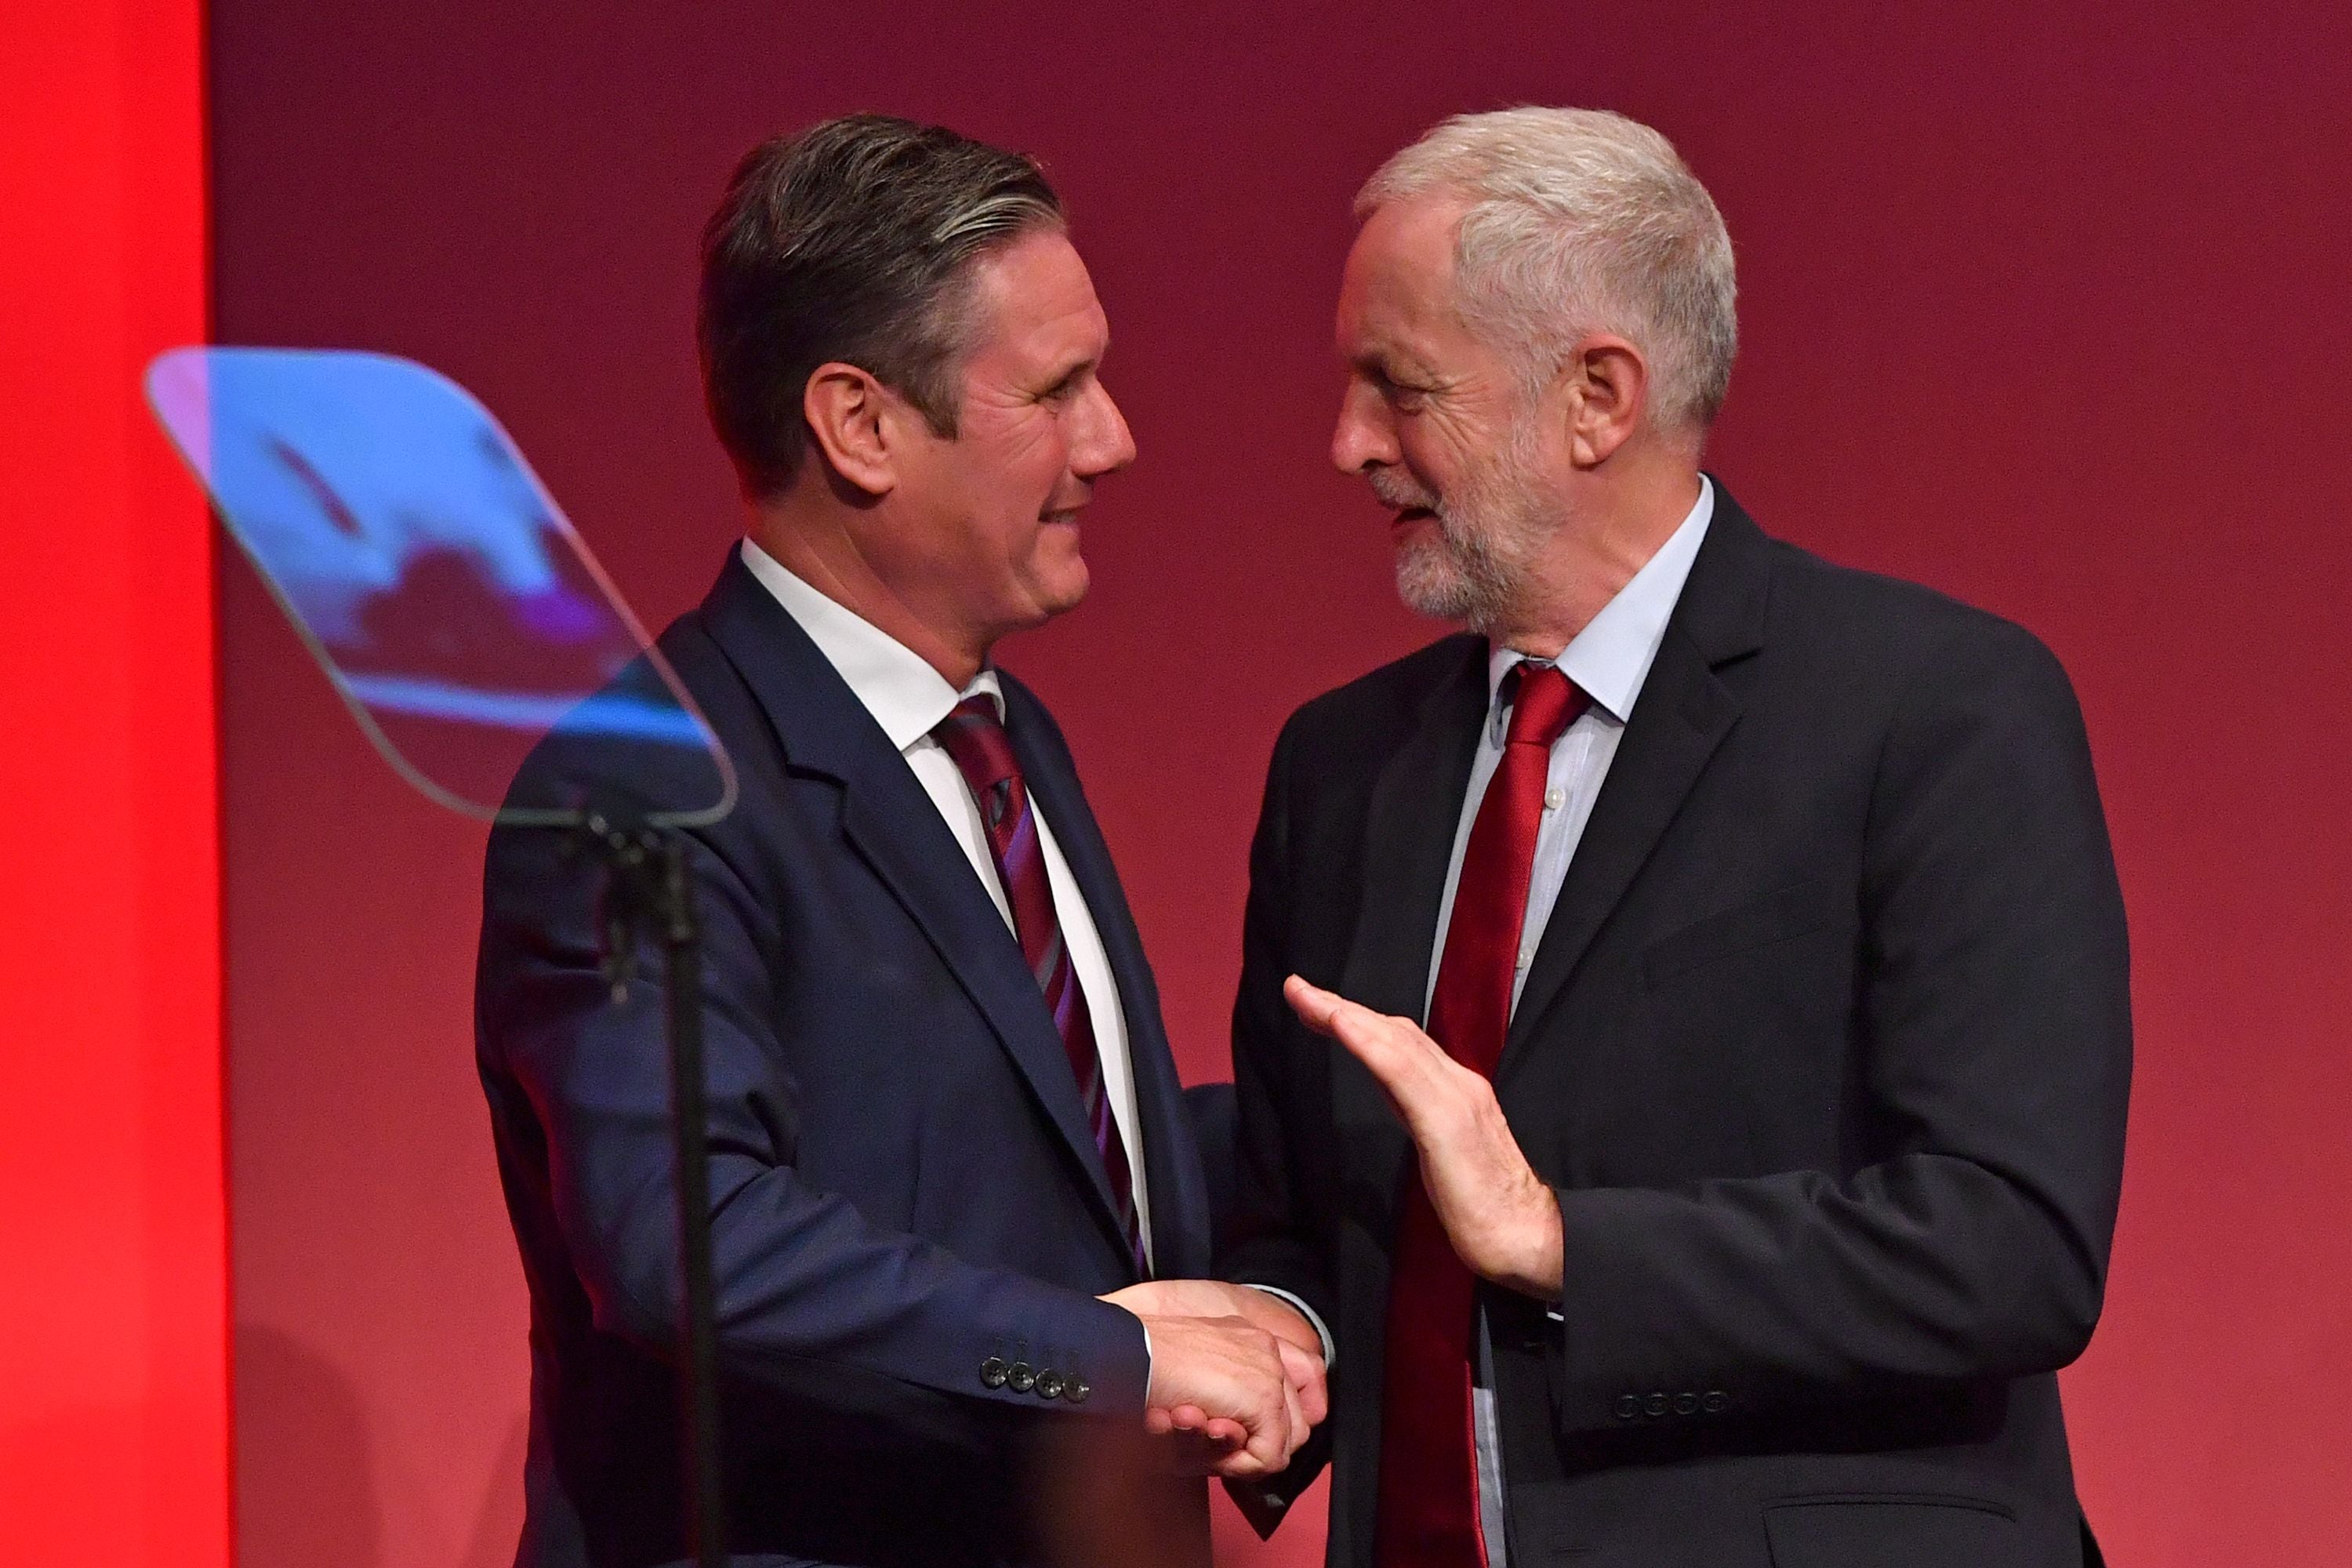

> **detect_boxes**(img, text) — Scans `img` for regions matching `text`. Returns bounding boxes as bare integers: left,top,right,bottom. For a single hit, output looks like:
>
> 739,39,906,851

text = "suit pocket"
1763,1494,2018,1568
1642,878,1839,986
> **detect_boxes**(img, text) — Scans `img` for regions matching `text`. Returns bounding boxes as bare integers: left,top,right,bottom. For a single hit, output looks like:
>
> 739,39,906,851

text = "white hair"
1358,107,1738,434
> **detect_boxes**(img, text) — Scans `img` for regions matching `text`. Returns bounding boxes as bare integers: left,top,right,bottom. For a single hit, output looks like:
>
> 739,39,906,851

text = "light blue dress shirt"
1250,479,1713,1551
1443,477,1715,1566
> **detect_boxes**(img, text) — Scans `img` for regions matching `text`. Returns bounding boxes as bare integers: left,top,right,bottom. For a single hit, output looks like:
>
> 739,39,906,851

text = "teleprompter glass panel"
147,347,734,826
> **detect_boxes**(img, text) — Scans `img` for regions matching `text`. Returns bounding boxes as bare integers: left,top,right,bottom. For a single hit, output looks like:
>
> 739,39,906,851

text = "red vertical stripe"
0,2,227,1566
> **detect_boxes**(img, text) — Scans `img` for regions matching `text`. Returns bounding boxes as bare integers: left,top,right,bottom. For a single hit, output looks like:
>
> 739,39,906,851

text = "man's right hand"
1119,1310,1308,1478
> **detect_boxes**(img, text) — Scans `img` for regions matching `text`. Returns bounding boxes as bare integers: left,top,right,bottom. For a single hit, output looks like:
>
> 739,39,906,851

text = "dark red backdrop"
208,4,2352,1565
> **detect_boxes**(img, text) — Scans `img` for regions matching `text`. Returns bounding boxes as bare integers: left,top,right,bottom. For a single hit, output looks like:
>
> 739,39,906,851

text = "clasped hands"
1099,1278,1327,1478
1102,975,1561,1478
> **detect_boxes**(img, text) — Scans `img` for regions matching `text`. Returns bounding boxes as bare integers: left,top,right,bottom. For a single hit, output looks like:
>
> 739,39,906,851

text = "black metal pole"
583,816,727,1566
659,834,726,1568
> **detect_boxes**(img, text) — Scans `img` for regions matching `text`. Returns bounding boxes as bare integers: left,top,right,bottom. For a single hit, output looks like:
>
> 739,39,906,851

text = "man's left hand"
1284,974,1563,1302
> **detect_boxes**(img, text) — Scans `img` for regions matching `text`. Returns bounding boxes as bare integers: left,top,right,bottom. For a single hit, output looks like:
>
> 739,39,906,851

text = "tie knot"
1503,662,1587,750
932,694,1022,819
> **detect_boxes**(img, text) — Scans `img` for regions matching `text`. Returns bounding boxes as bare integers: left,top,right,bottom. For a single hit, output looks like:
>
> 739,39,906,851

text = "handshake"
1098,972,1574,1478
1099,1279,1328,1478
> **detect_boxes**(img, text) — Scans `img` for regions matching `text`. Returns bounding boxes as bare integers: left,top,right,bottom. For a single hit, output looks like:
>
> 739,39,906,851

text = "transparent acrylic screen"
147,347,733,825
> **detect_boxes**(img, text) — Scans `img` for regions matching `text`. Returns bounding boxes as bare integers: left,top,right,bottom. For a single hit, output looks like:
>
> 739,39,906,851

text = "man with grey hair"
1219,107,2128,1568
477,114,1324,1568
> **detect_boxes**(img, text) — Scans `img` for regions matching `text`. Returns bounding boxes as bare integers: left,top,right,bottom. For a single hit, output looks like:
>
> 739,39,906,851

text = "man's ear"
803,362,900,498
1562,334,1650,468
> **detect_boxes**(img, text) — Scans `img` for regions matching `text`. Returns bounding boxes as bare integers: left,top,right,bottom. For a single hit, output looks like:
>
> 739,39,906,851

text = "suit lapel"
696,557,1134,1262
1335,637,1490,1205
1501,487,1774,1073
1005,681,1213,1282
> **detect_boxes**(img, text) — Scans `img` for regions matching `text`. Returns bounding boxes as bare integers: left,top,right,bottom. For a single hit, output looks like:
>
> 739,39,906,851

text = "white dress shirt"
1438,477,1715,1566
737,539,1154,1269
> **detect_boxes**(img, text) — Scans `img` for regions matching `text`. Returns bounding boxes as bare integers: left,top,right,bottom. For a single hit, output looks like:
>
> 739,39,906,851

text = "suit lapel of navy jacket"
1501,484,1773,1076
1336,635,1491,1210
1004,677,1211,1281
695,555,1136,1269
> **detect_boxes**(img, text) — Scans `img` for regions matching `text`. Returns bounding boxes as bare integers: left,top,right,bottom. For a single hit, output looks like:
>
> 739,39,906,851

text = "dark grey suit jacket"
1225,483,2129,1568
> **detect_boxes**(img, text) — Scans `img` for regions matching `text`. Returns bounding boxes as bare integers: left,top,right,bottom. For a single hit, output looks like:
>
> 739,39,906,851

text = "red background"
0,2,225,1565
192,3,2352,1566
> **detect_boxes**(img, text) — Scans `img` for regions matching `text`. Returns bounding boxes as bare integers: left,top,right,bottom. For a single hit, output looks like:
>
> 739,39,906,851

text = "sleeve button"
1613,1393,1640,1420
1064,1378,1091,1405
1701,1390,1729,1414
1642,1392,1668,1418
1036,1370,1065,1400
979,1357,1009,1389
1672,1392,1698,1416
1007,1361,1036,1393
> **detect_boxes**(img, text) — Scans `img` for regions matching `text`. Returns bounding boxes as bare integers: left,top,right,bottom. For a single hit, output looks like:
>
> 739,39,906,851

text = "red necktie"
933,695,1148,1276
1375,661,1586,1568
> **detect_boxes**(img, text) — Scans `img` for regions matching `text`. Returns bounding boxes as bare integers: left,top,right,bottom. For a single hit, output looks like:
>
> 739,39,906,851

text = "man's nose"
1330,383,1397,475
1073,380,1138,478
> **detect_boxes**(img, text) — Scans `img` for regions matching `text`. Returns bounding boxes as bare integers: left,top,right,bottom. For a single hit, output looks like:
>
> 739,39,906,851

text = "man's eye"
1381,376,1428,408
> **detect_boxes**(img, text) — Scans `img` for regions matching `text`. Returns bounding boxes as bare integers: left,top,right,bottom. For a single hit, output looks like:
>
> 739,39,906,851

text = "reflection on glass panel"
147,347,732,826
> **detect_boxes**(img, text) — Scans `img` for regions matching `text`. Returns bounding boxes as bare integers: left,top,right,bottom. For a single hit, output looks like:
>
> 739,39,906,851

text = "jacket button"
1007,1362,1036,1393
1702,1390,1728,1414
1064,1378,1091,1405
1642,1392,1668,1418
1036,1370,1065,1400
979,1357,1009,1389
1673,1392,1698,1416
1613,1394,1640,1420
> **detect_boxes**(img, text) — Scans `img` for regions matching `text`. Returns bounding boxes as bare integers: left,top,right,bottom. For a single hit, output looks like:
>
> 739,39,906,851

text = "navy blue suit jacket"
475,554,1214,1567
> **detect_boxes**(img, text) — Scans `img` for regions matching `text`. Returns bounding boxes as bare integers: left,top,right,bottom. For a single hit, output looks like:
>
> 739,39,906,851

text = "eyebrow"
1041,348,1102,389
1351,346,1436,380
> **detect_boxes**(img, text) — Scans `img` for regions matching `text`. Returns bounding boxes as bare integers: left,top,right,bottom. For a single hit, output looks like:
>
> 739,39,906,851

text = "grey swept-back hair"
1359,107,1737,434
699,114,1065,498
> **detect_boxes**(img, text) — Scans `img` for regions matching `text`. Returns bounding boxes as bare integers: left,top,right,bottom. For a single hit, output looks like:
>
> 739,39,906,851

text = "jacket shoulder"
1759,536,2073,694
1278,632,1484,757
488,597,758,828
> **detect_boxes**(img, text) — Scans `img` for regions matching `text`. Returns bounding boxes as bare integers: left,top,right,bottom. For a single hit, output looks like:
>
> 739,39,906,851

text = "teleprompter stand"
583,813,725,1568
145,347,740,1568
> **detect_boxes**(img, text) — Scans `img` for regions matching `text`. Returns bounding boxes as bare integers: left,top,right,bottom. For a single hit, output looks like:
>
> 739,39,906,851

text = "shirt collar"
1486,475,1714,729
738,538,1003,750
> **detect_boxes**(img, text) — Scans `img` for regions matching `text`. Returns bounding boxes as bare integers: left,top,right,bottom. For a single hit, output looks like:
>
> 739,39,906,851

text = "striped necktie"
932,695,1148,1276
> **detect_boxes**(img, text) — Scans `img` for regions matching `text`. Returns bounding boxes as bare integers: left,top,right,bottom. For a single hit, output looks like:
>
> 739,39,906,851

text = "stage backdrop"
209,3,2351,1565
0,3,225,1564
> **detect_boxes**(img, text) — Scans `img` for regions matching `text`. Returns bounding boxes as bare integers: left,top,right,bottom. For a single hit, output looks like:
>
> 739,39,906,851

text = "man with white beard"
1203,107,2130,1568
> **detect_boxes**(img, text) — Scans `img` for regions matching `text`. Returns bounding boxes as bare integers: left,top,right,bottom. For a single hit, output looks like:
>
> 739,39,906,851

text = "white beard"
1374,420,1555,633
